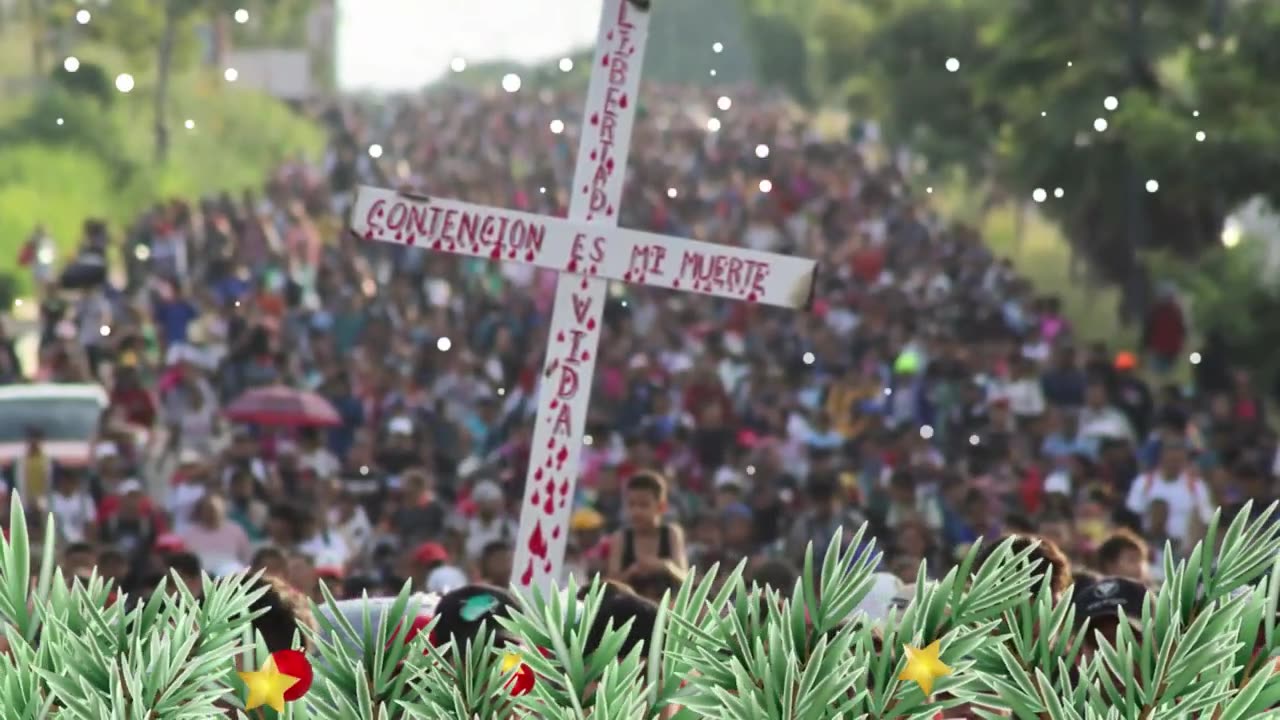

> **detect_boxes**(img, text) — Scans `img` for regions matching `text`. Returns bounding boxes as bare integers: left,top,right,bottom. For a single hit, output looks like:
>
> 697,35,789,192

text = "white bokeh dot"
717,95,732,111
558,57,574,72
99,325,111,337
1195,131,1206,142
224,67,238,82
1032,188,1047,203
436,337,452,352
1104,96,1119,111
450,57,467,73
368,144,383,159
539,187,546,194
501,73,521,93
745,465,756,476
712,42,724,53
1041,111,1047,117
549,119,565,134
755,144,770,159
926,187,934,194
667,187,678,199
115,73,134,93
1054,187,1064,198
56,117,64,126
759,179,773,193
497,387,506,397
233,8,249,24
75,9,91,24
63,57,79,72
583,435,594,446
1093,117,1108,132
184,119,195,130
1193,110,1200,117
709,69,717,77
1067,61,1074,67
920,425,935,440
706,117,721,132
969,434,981,446
945,57,960,72
1146,179,1160,193
1189,352,1202,365
802,352,815,365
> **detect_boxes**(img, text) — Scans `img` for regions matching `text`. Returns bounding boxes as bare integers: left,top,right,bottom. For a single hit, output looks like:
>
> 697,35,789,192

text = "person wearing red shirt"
109,364,157,428
681,361,733,425
850,235,885,284
97,480,167,569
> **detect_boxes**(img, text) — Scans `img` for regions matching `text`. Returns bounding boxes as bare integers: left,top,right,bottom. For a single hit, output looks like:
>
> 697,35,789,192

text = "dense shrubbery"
5,493,1280,718
0,80,324,294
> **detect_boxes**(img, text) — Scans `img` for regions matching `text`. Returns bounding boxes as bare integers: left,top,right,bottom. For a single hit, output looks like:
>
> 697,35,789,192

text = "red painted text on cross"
365,199,546,254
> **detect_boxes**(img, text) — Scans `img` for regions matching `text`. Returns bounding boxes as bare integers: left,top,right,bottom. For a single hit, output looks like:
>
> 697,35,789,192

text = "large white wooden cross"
349,0,818,593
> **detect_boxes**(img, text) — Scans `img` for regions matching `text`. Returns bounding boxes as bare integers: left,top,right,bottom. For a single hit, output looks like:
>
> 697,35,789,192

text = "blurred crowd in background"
0,82,1272,619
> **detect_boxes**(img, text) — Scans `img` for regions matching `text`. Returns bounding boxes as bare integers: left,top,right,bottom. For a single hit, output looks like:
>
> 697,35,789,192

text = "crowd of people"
0,81,1271,641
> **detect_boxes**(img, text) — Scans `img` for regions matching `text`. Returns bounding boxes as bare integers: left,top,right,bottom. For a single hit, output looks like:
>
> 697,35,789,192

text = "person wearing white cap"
99,479,161,564
167,450,212,535
463,480,515,561
712,467,745,510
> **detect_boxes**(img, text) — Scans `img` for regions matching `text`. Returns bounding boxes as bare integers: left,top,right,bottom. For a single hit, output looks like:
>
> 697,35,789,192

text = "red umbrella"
223,385,341,427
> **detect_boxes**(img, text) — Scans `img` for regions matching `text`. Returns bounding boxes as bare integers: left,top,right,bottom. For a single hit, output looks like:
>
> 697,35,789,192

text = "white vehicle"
0,383,108,470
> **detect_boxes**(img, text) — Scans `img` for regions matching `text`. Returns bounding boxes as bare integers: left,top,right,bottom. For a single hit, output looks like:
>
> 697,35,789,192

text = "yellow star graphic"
500,651,522,674
898,640,952,696
238,655,300,712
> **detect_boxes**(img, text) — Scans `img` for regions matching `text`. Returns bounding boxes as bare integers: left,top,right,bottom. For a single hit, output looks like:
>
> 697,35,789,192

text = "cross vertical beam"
509,0,651,593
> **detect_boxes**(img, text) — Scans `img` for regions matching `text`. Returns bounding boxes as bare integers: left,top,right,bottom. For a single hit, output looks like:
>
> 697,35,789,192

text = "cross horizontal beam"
350,186,818,310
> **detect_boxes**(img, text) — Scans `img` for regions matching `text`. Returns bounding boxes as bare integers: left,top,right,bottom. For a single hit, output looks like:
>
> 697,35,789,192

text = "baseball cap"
431,584,520,656
426,565,468,594
413,542,449,565
472,481,503,504
388,416,414,435
414,538,450,566
570,508,604,531
714,467,744,491
154,533,186,553
1074,577,1148,629
853,572,907,626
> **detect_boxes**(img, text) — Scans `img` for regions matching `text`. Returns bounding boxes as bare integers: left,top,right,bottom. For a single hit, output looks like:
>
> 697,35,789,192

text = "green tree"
232,0,319,48
44,0,200,161
778,0,1280,318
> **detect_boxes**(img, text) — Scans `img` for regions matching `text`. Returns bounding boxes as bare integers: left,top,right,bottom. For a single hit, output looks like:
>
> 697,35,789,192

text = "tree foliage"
7,493,1280,717
735,0,1280,314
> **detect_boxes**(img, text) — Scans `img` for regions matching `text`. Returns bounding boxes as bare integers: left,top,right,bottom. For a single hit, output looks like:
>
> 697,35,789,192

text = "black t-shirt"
342,469,387,522
390,501,446,545
330,155,357,194
39,298,67,345
379,448,418,476
102,514,157,570
691,427,733,470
